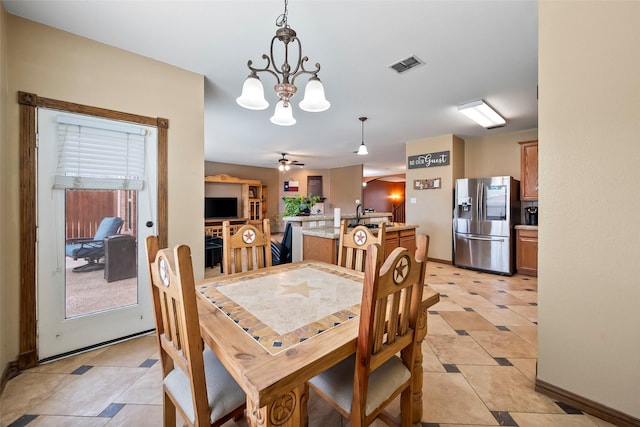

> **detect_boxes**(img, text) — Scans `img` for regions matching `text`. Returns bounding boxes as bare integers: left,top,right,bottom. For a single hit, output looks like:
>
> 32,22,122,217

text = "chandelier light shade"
457,100,506,129
236,76,269,110
298,77,330,112
236,0,329,126
270,100,296,126
357,116,369,155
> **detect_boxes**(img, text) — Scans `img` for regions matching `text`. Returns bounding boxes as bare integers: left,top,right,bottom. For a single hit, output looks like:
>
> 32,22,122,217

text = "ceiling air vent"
388,55,424,74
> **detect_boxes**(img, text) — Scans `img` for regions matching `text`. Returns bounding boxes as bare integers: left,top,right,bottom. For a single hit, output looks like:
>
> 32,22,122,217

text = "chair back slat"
337,220,386,272
223,219,272,274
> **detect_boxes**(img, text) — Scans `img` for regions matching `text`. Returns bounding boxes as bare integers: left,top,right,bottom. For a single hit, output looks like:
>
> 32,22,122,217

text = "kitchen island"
299,222,419,265
282,212,393,262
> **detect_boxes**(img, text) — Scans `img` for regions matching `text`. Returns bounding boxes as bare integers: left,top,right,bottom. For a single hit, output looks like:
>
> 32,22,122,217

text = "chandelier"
236,0,330,126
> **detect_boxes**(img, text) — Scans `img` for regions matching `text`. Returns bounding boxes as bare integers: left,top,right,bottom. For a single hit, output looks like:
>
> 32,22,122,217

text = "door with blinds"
36,109,157,361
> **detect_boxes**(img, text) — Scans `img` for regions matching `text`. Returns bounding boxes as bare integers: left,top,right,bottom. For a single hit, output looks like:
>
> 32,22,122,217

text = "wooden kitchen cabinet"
520,140,538,200
385,228,416,257
303,234,338,264
516,228,538,276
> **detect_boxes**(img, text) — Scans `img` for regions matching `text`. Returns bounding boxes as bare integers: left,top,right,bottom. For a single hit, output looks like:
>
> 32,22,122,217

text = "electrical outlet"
355,199,360,204
410,198,417,204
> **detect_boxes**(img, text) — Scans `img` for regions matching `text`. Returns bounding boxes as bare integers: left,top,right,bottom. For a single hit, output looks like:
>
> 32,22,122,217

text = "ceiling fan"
277,152,305,171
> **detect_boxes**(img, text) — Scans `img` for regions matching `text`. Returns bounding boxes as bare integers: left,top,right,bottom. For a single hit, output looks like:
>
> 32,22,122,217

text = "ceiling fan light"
357,142,368,155
270,100,296,126
457,100,505,128
278,163,285,171
236,76,269,110
299,77,330,112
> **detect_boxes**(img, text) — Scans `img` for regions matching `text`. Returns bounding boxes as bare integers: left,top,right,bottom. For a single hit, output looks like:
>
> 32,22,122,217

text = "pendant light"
357,117,369,155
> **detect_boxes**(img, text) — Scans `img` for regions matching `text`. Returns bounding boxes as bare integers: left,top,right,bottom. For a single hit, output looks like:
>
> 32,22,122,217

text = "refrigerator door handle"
461,235,506,243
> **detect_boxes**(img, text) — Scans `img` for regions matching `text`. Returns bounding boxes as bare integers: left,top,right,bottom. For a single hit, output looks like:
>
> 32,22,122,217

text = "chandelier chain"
276,0,289,28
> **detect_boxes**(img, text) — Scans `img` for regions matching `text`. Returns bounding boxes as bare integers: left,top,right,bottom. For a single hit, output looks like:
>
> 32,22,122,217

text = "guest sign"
408,151,450,169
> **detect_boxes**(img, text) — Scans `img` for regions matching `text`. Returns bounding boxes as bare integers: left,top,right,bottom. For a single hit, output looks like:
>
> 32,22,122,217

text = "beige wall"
464,129,538,180
406,135,463,262
538,1,640,418
1,3,9,372
2,16,205,364
328,165,364,213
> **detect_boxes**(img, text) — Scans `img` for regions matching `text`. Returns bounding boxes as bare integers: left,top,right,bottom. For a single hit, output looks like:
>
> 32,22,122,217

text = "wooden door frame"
17,91,169,370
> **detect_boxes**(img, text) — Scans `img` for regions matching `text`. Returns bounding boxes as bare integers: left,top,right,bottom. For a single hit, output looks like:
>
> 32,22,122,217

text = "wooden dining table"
196,260,439,427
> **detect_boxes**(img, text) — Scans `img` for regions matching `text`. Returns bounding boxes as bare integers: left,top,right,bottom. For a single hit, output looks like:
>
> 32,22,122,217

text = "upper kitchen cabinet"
519,140,538,200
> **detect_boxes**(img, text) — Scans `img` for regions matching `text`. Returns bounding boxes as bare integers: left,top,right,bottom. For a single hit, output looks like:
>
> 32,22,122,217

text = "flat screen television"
205,197,238,219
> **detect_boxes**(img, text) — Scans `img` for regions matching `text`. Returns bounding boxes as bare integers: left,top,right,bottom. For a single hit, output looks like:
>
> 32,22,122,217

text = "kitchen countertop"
283,212,392,222
515,225,538,231
301,223,419,239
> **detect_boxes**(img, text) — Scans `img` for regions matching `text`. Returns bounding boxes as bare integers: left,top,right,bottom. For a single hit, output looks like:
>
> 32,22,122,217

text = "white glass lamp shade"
236,76,269,110
357,142,368,155
299,78,330,112
270,100,296,126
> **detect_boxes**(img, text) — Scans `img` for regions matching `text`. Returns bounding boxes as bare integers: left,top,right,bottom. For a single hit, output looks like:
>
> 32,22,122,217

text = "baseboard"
535,378,640,427
428,257,451,265
1,360,19,396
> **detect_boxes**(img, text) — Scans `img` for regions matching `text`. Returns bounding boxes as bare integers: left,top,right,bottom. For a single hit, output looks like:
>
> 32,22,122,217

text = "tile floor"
0,262,618,427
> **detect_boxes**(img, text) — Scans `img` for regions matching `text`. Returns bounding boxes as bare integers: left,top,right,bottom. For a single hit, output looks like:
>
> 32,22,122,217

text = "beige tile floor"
0,262,618,427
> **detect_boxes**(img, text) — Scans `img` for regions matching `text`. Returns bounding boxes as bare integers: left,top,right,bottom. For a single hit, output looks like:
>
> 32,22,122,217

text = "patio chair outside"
65,216,123,272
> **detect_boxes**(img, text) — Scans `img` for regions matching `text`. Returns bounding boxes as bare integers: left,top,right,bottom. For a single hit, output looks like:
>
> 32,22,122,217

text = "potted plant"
282,193,321,217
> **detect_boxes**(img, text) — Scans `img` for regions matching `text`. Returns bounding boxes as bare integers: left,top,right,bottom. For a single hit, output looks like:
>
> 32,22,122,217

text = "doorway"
36,108,158,361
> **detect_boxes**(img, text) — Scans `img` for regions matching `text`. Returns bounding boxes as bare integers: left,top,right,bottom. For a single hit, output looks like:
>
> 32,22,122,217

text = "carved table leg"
246,383,309,427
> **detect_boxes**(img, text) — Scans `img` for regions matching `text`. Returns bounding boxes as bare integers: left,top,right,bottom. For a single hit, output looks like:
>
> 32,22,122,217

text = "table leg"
246,383,309,427
412,301,430,426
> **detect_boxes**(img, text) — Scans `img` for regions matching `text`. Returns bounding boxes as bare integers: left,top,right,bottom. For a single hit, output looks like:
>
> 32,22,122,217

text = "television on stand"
205,197,238,219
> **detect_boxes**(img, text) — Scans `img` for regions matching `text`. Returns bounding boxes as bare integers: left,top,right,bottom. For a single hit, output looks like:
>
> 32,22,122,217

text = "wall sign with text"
408,151,450,169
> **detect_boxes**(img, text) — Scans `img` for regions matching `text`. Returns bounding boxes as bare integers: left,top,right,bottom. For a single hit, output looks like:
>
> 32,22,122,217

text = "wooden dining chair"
222,219,272,274
308,234,430,427
337,219,386,272
145,236,246,427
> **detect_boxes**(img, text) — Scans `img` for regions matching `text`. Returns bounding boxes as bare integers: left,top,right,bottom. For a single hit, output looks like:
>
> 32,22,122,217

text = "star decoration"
159,258,170,286
243,229,256,244
393,256,409,284
279,281,322,297
354,230,368,246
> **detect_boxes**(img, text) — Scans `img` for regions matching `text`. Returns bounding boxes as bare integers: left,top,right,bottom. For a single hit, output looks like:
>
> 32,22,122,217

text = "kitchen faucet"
355,203,365,225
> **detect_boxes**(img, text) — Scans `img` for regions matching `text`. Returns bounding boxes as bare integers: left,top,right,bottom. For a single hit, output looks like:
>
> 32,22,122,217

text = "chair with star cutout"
222,219,272,274
308,234,429,427
145,236,246,427
337,219,386,272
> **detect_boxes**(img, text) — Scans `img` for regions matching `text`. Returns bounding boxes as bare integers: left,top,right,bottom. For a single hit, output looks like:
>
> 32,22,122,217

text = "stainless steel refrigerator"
453,176,520,275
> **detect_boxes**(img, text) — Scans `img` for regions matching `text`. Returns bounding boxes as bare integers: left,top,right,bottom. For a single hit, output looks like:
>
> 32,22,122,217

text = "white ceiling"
3,0,538,177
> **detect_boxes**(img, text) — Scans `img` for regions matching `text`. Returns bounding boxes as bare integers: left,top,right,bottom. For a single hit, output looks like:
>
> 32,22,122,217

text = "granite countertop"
282,212,392,222
301,223,419,239
515,224,538,230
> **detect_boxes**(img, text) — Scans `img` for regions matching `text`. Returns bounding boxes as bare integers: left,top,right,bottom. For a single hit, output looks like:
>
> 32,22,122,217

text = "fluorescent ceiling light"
458,100,505,129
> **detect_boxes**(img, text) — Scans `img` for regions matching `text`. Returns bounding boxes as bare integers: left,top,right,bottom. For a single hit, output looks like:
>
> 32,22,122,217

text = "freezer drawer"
454,233,514,275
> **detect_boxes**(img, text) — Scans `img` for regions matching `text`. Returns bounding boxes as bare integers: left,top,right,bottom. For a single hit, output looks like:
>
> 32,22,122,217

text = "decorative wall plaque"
408,151,450,169
414,178,442,190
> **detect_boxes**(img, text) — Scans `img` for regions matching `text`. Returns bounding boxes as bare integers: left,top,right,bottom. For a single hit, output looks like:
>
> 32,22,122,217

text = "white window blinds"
54,115,147,191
